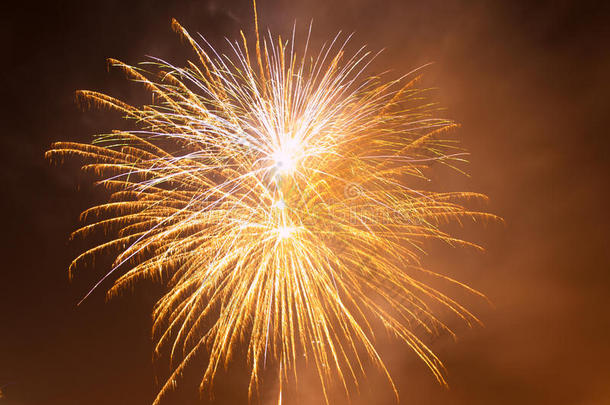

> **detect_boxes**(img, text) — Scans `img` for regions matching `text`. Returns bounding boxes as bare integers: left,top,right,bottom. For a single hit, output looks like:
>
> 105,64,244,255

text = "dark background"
2,0,609,404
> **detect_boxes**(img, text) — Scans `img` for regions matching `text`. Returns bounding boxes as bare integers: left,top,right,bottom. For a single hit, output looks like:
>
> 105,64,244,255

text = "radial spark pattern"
48,17,495,404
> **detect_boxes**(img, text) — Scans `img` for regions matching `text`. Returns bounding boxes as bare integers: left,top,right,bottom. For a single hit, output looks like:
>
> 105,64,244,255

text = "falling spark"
47,7,497,404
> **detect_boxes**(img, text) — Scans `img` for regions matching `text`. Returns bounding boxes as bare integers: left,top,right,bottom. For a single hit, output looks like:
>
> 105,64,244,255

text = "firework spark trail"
47,10,497,404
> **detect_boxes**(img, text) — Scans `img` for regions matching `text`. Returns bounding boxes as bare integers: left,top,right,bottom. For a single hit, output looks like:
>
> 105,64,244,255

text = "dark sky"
2,0,610,404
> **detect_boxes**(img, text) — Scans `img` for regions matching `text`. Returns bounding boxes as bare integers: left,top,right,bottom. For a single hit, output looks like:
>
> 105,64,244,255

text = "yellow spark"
47,10,498,405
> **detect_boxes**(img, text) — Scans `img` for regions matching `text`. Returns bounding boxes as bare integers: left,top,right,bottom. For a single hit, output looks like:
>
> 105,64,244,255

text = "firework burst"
48,9,497,404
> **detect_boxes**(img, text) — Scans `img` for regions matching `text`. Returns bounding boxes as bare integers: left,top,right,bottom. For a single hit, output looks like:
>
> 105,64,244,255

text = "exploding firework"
47,8,496,404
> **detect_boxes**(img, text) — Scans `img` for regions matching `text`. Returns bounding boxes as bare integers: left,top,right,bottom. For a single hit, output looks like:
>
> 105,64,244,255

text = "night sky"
2,0,610,404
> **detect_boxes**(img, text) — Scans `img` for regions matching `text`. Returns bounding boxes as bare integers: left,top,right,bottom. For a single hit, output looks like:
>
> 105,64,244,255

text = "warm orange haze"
46,9,497,405
4,0,608,404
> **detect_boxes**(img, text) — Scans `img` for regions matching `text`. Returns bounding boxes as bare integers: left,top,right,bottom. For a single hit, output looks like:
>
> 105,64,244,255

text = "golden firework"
47,9,497,404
